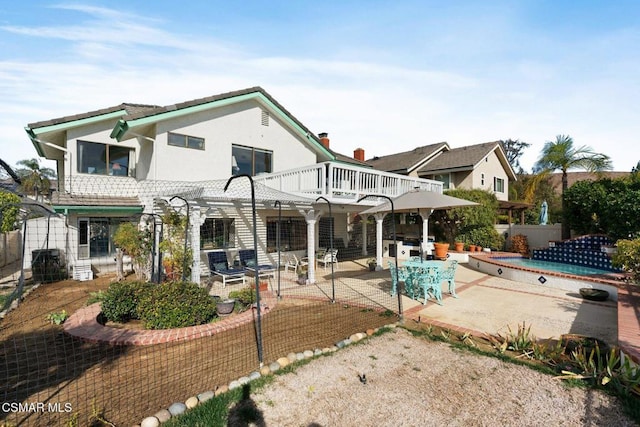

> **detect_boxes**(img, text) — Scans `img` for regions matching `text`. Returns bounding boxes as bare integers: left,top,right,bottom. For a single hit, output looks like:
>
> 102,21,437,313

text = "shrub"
457,226,504,250
612,239,640,283
101,281,151,323
137,281,216,329
228,287,257,304
509,234,529,255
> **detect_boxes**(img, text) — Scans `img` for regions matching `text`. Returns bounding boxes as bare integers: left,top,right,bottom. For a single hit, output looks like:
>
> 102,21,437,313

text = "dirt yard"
249,327,636,426
0,276,637,426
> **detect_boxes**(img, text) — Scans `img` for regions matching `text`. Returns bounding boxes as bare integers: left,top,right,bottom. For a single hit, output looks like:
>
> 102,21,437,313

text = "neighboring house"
24,87,441,282
366,141,517,201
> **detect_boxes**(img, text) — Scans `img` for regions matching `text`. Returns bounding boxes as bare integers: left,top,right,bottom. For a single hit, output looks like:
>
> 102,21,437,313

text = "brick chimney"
354,147,365,161
318,132,330,149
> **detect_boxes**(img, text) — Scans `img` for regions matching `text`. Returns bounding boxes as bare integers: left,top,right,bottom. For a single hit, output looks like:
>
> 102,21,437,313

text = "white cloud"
0,2,638,175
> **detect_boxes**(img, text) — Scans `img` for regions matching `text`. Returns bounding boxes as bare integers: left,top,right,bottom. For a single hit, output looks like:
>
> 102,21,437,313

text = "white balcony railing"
254,162,443,204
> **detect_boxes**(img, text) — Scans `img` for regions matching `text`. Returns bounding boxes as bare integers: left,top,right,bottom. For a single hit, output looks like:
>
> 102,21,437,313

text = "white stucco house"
24,87,442,283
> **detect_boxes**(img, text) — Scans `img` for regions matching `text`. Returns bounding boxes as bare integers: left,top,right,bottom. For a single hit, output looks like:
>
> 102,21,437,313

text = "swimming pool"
469,255,620,301
492,257,615,276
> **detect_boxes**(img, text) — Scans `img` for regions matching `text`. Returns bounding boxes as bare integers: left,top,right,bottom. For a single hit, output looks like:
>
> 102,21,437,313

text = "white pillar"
190,209,205,283
421,208,434,256
305,210,321,284
375,213,385,268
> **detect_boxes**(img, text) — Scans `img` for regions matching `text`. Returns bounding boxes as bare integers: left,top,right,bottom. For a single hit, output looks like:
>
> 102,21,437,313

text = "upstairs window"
232,144,273,176
494,177,505,193
433,173,450,190
77,141,134,176
168,132,205,150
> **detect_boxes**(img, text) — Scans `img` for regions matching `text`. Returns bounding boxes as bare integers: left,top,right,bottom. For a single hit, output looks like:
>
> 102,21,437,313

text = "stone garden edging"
135,324,398,427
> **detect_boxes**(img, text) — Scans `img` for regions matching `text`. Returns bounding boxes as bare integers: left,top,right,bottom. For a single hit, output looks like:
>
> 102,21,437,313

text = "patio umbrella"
359,190,479,258
359,189,479,215
539,200,548,225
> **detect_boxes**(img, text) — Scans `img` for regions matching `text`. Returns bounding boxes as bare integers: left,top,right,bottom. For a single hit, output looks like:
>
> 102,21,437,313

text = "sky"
1,1,638,175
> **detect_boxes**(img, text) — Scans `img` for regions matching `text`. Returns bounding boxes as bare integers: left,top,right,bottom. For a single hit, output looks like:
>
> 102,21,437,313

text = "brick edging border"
63,295,276,346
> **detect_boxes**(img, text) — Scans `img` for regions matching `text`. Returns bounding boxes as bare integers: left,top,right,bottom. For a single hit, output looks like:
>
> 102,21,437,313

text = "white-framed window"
494,177,505,193
78,217,126,258
200,218,235,249
168,132,205,150
232,144,273,176
77,140,135,176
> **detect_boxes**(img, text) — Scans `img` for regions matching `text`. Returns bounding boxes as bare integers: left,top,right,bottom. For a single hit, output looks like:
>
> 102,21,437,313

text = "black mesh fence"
0,186,400,426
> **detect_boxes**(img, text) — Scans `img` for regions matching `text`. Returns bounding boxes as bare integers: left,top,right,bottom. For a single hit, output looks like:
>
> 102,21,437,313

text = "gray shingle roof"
417,141,501,173
366,143,448,173
51,192,142,207
28,103,160,129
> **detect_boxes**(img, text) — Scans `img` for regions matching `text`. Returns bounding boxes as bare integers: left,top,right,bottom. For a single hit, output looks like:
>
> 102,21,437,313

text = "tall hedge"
564,177,640,240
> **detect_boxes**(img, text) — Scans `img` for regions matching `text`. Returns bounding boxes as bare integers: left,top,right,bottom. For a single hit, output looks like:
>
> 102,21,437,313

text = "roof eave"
111,90,336,161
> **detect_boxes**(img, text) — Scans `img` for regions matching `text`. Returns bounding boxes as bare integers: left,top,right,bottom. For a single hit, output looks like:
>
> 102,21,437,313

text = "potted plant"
468,244,477,252
367,258,377,272
215,298,236,316
454,242,464,252
251,280,269,292
296,264,308,285
433,242,450,259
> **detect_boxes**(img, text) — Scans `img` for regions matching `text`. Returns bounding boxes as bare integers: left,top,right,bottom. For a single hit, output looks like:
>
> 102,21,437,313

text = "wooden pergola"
498,200,533,225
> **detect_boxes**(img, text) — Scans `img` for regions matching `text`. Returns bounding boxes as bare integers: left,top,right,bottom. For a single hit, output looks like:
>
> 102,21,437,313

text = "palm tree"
534,135,612,239
15,158,56,201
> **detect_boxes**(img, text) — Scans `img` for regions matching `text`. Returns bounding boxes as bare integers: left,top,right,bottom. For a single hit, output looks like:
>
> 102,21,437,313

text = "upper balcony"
253,162,443,205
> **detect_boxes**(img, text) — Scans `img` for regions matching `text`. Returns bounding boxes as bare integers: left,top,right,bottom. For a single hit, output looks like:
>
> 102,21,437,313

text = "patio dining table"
401,259,446,305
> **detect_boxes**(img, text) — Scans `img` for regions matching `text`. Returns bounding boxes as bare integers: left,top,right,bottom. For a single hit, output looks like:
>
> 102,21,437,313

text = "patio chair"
439,259,459,298
238,249,277,276
283,253,308,274
388,261,408,296
317,248,339,271
415,266,443,305
207,251,246,288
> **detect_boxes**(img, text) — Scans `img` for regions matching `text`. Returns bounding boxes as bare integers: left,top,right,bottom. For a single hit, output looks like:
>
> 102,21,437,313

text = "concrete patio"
207,258,620,347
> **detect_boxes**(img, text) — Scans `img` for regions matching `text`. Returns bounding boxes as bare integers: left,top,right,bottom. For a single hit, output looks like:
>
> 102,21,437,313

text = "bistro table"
401,258,446,305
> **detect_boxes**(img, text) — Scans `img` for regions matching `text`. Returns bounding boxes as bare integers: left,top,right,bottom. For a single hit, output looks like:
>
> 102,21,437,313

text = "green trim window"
266,217,307,252
77,140,135,176
494,177,505,193
232,144,273,176
168,132,205,150
200,218,235,249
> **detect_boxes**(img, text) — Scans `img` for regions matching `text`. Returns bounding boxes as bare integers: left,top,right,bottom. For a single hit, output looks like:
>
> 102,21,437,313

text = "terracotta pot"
476,246,483,252
454,242,464,252
468,245,477,252
252,282,269,292
433,243,450,259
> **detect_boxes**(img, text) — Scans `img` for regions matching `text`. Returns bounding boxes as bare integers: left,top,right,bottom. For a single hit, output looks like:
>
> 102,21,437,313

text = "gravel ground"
248,328,635,427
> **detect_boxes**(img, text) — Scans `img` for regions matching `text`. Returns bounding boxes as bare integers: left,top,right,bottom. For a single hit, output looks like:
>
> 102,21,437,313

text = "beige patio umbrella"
359,189,479,258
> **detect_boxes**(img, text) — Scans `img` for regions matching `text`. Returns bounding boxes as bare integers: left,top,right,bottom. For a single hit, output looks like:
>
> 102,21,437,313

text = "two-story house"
25,87,441,283
366,141,517,201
